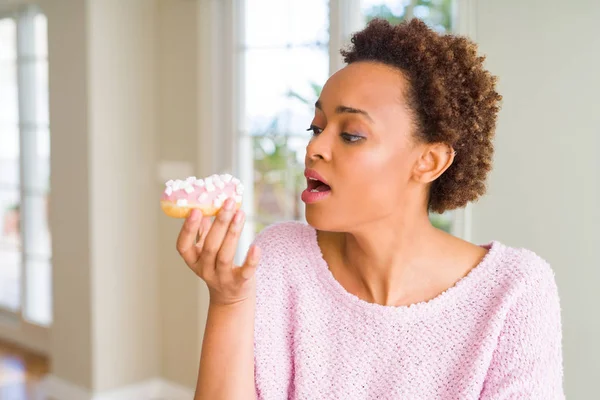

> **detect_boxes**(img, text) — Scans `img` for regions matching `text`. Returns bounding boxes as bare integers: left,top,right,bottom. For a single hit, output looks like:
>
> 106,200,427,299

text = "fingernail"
224,198,234,211
190,209,200,220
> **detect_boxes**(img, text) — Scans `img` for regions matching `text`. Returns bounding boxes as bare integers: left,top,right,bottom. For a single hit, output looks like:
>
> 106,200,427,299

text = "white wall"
471,0,600,397
156,0,203,387
87,0,160,391
45,0,93,389
42,0,161,393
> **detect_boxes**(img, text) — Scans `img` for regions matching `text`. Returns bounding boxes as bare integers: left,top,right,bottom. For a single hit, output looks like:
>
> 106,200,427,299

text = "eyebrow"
315,100,374,123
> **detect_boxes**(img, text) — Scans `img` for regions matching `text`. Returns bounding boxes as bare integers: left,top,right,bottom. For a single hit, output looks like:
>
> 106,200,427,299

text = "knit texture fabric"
252,221,564,400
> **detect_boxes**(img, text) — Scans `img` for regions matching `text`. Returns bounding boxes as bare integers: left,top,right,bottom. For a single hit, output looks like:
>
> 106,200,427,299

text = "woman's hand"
176,197,261,306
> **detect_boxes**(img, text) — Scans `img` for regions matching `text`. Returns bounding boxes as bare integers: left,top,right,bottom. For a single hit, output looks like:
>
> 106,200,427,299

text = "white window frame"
0,3,50,354
197,0,478,264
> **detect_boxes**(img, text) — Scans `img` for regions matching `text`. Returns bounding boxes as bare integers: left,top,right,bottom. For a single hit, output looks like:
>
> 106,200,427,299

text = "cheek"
339,147,412,200
338,150,381,188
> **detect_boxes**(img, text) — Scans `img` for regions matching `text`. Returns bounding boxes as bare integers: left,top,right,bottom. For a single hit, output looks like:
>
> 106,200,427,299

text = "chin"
304,205,346,232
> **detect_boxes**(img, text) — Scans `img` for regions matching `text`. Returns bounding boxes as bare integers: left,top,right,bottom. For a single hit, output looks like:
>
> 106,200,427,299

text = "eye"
341,133,364,144
306,125,323,136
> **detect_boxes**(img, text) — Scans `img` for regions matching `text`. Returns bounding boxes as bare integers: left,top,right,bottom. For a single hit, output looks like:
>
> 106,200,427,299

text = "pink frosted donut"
160,174,243,218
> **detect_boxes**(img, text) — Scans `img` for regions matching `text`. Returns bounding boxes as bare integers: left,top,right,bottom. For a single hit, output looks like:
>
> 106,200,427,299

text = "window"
237,0,329,240
235,0,458,254
0,7,51,327
235,0,329,256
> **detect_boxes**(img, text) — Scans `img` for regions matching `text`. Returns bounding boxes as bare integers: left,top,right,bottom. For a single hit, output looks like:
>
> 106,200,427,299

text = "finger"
195,216,213,252
199,198,238,267
176,208,203,266
215,210,245,271
235,244,261,283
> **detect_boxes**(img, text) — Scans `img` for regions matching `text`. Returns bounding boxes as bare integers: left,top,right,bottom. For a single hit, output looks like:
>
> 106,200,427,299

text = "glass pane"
252,135,309,228
361,0,408,21
24,257,52,326
22,194,51,259
21,127,50,193
244,0,288,48
283,47,328,133
252,165,289,229
34,14,48,58
244,46,328,134
286,135,310,167
244,49,289,133
37,126,50,159
0,188,21,312
36,127,51,194
0,250,21,311
0,62,19,126
0,126,20,187
19,60,37,126
288,0,329,46
361,0,453,32
244,0,329,48
0,189,21,248
0,18,16,62
36,59,49,126
239,1,329,251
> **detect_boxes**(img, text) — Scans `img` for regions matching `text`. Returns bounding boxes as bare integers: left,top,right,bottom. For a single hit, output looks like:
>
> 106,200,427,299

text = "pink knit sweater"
252,221,564,399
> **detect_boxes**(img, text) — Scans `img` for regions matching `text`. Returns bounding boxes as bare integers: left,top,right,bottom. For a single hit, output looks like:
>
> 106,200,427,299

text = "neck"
324,208,445,306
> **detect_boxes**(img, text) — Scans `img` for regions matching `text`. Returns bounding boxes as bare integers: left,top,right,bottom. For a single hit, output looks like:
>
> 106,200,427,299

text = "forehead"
319,61,409,110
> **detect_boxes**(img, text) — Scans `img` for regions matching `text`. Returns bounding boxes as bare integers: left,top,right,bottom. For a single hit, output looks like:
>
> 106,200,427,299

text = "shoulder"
488,241,561,316
251,220,313,255
251,220,317,278
493,242,558,293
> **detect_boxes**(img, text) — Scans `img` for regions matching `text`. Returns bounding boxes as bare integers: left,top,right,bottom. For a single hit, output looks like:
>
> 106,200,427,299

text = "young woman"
177,18,564,400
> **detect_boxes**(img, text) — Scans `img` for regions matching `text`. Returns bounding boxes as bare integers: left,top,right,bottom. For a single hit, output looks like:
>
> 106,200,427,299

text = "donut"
160,173,243,218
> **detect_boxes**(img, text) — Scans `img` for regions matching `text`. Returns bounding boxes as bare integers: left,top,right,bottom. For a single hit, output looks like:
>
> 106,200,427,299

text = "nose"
305,130,332,163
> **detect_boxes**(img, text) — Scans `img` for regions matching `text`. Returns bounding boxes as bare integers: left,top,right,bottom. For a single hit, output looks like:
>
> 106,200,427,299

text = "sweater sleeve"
480,256,565,399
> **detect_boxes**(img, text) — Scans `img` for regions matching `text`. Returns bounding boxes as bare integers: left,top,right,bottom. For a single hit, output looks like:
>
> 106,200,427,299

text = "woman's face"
303,61,431,232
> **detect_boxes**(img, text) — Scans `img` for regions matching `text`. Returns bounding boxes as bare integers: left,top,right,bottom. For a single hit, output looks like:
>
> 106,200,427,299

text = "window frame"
0,2,51,353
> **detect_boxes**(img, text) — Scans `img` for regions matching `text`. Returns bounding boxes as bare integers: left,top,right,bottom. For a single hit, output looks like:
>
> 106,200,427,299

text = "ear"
412,143,455,183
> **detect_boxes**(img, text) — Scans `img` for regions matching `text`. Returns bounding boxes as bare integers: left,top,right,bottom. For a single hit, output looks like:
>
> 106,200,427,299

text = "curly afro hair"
341,18,502,213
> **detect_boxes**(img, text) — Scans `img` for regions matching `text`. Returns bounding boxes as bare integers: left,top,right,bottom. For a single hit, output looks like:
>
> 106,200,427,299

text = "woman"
177,18,564,399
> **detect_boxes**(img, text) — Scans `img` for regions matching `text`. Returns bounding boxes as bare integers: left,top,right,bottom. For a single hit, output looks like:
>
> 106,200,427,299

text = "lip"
301,188,331,203
304,168,329,185
302,168,331,204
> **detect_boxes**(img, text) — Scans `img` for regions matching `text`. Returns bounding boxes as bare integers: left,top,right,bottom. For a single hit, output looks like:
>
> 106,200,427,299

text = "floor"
0,340,48,400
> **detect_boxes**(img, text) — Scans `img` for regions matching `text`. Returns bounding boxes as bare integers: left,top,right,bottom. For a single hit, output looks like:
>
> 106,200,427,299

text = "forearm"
195,299,256,400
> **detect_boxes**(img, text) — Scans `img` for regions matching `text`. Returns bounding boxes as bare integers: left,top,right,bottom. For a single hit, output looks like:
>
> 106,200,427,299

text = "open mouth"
307,177,331,193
